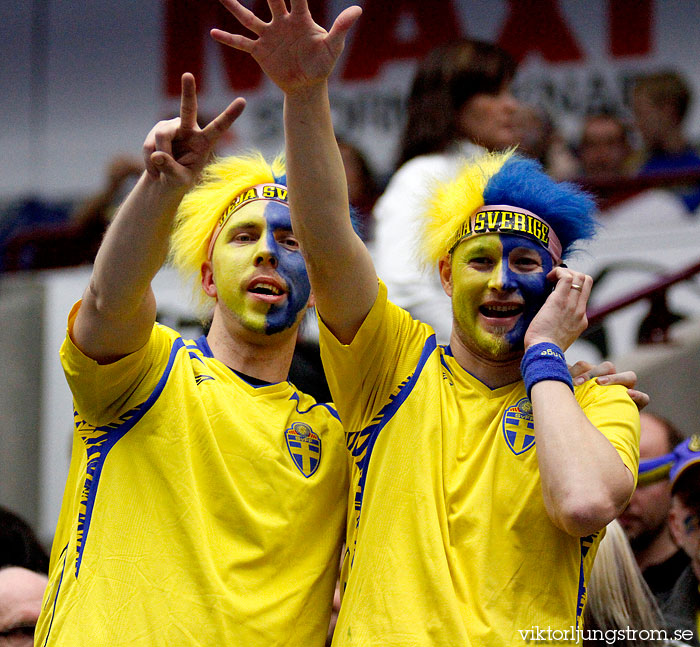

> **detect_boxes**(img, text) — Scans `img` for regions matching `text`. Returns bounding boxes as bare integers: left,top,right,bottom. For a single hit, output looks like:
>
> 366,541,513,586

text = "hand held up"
524,266,593,352
143,73,246,188
211,0,362,95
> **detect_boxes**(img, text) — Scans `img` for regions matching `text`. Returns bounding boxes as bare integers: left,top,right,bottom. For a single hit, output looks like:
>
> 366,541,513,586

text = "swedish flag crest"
285,422,322,478
503,397,536,455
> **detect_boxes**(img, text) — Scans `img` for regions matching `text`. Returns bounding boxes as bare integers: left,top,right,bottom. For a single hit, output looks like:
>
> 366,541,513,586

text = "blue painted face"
450,233,554,360
262,202,312,334
212,200,311,335
499,235,553,348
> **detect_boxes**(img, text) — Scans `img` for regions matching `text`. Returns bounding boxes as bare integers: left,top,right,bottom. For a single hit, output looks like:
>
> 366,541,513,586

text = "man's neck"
633,525,679,572
448,330,523,389
206,310,298,384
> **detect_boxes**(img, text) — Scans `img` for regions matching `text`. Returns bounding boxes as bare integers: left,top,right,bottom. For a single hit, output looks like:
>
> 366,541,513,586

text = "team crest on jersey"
285,422,322,478
502,397,536,455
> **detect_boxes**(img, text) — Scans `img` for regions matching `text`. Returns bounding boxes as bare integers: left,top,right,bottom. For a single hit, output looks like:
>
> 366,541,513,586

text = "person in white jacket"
373,39,520,341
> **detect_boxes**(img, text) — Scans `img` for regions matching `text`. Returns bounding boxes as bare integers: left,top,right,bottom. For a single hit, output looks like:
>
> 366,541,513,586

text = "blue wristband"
520,342,573,399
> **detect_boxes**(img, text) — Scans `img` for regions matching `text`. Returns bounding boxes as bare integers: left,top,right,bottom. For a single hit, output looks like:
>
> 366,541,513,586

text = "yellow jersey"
319,282,639,646
36,302,348,647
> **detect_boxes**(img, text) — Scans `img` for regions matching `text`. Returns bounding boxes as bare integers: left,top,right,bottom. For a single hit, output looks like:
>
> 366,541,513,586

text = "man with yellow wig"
213,1,640,644
36,75,348,646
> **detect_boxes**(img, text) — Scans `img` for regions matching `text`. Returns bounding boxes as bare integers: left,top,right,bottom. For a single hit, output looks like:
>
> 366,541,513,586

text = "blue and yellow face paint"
207,183,289,259
450,230,553,360
448,205,562,265
210,188,310,336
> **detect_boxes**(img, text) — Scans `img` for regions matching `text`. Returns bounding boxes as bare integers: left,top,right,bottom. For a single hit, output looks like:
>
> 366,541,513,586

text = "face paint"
211,200,311,335
450,233,553,360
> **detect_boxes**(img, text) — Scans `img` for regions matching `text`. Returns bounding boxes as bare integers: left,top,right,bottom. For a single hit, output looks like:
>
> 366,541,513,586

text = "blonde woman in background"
585,520,691,646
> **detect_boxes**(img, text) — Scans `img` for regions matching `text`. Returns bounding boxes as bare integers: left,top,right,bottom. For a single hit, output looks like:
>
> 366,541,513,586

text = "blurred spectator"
664,435,700,645
632,70,700,213
578,111,634,181
0,507,49,574
584,520,668,647
337,137,380,242
619,414,689,602
0,566,48,647
0,508,49,647
70,154,143,232
373,38,519,341
514,104,579,181
394,39,519,169
3,155,142,271
0,199,73,272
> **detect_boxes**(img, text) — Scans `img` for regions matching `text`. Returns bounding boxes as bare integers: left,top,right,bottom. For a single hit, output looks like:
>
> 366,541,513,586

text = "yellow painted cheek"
452,269,511,358
452,272,481,339
213,245,269,333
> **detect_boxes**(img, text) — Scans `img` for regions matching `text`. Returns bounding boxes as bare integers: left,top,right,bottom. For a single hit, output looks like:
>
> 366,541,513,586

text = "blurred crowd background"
2,0,700,607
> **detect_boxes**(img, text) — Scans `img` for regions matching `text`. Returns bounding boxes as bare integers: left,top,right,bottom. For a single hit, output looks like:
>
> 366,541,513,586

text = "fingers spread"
327,5,362,52
218,0,267,34
289,0,309,14
210,28,257,52
269,0,290,18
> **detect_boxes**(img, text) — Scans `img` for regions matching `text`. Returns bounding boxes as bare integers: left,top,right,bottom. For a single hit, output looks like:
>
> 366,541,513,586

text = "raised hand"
524,266,593,352
211,0,361,95
143,73,246,187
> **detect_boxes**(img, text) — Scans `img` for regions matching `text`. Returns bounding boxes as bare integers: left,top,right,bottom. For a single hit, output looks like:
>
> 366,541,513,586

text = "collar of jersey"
194,335,293,393
441,344,524,398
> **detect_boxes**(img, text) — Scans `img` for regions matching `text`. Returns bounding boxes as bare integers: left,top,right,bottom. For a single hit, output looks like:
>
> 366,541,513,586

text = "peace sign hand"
143,73,246,188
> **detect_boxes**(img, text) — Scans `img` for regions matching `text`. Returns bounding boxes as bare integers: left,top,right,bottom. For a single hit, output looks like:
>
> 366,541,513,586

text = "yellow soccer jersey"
319,282,639,647
36,303,348,647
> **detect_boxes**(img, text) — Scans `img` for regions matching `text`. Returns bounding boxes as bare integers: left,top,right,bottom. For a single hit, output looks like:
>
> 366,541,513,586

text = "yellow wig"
421,150,515,269
169,151,286,318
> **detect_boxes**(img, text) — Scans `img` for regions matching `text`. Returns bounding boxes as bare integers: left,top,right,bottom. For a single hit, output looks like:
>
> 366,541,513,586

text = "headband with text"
207,183,289,260
449,204,563,264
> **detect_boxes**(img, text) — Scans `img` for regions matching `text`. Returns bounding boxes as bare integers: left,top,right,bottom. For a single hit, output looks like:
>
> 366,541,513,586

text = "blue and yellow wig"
169,152,286,318
421,150,597,267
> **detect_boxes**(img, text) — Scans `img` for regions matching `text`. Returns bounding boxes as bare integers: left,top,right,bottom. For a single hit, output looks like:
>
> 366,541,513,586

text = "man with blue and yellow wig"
36,74,348,647
213,0,641,644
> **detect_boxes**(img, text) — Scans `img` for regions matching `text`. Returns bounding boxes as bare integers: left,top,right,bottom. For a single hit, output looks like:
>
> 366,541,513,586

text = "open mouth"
246,276,288,304
479,304,523,318
249,283,284,296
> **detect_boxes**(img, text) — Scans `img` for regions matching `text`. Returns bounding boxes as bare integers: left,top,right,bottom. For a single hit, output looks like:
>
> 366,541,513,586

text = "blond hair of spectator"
584,520,665,646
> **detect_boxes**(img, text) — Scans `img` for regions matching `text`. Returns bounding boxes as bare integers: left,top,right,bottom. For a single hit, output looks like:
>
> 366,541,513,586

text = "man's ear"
668,500,684,547
439,255,453,298
201,260,217,298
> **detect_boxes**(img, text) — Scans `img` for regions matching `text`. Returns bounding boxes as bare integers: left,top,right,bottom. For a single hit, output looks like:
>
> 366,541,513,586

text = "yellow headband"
449,204,562,264
206,183,288,259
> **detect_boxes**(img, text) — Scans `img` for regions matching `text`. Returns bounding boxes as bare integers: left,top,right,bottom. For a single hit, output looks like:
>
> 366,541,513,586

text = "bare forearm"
72,73,244,363
74,173,186,361
284,84,377,342
531,381,634,536
88,173,183,313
